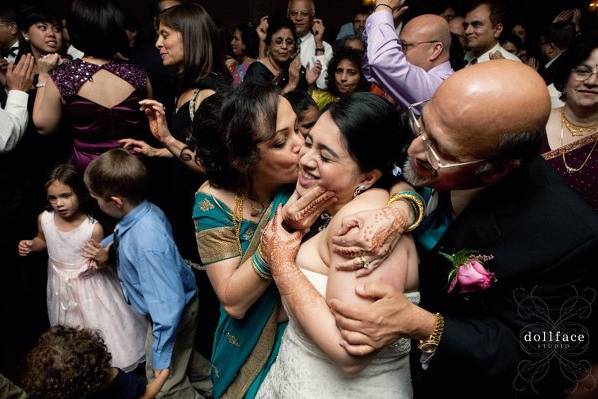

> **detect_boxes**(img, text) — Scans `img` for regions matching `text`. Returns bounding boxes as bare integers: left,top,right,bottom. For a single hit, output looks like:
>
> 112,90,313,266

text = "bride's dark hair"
328,92,402,188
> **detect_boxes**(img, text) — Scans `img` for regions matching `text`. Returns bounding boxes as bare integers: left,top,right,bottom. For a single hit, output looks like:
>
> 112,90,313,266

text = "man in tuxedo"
328,61,598,398
539,21,575,86
0,5,23,66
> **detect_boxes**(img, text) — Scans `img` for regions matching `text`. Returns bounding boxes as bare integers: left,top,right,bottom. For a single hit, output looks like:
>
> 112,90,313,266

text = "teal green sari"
193,189,291,399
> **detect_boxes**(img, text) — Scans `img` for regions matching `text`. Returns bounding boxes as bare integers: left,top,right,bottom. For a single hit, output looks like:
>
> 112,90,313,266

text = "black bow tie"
1,46,18,58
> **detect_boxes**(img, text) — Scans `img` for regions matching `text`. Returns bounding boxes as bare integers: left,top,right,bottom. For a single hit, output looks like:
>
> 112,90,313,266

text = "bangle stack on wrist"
251,246,272,280
386,190,425,231
418,313,444,354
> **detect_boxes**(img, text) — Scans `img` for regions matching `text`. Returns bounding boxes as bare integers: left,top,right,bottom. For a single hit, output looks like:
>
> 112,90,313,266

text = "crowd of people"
0,0,597,398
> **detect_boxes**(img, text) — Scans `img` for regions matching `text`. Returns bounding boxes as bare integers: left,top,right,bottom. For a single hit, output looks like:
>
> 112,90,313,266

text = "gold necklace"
561,109,598,136
560,124,598,173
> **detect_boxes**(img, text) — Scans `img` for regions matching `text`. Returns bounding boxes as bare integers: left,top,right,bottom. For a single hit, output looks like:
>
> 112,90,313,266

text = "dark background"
75,0,594,48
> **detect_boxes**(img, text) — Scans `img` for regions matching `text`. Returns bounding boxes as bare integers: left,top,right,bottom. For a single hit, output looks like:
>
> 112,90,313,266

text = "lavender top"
363,11,454,111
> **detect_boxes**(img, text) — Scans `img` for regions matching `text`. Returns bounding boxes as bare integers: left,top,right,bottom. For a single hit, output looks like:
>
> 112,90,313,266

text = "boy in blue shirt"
84,149,211,398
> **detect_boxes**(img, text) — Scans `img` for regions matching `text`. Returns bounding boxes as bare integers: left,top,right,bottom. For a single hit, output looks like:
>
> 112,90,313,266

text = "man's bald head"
400,14,451,70
428,60,550,160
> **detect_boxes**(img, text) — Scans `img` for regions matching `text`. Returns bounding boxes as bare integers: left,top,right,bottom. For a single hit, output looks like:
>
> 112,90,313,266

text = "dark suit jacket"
541,51,572,87
412,157,598,399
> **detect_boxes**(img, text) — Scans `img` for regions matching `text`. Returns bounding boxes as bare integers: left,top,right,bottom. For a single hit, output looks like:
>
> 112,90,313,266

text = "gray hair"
287,0,316,16
474,129,543,176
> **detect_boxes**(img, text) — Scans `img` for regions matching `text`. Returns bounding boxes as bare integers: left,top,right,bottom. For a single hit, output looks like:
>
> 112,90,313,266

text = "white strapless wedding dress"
256,269,419,399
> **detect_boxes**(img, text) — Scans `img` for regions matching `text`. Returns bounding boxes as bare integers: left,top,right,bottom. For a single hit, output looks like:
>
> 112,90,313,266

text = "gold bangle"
387,191,425,232
417,313,444,354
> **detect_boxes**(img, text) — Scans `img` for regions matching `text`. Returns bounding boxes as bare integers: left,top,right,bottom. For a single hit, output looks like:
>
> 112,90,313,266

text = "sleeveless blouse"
50,59,149,170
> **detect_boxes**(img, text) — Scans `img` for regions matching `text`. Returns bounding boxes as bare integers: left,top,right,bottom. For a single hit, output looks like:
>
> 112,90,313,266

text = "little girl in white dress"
18,164,147,370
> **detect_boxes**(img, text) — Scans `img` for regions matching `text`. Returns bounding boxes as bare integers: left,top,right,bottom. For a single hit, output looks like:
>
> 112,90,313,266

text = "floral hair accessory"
441,249,496,294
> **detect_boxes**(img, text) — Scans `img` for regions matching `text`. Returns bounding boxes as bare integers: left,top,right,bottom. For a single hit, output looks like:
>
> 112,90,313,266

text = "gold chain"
561,109,598,136
560,124,598,173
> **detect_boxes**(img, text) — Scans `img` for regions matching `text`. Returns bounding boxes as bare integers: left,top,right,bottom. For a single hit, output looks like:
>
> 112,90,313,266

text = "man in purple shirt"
363,0,454,111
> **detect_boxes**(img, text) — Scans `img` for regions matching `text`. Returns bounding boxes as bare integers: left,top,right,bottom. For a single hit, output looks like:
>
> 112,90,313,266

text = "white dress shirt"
298,32,333,89
2,38,20,65
0,90,29,153
465,42,521,65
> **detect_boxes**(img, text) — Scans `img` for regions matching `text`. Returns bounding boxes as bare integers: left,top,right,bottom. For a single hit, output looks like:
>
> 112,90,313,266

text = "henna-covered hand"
260,205,305,285
331,204,407,277
282,186,337,232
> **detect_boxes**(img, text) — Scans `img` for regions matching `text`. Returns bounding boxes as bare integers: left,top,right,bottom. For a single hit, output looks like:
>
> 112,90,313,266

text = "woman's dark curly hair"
21,325,112,399
326,47,369,97
192,80,279,195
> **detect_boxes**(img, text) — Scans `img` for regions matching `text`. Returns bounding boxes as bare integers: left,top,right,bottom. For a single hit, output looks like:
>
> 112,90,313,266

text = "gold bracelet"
386,191,425,232
417,313,444,354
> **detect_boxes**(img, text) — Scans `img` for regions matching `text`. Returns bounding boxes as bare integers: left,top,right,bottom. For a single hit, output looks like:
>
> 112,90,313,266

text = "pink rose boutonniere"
441,250,496,294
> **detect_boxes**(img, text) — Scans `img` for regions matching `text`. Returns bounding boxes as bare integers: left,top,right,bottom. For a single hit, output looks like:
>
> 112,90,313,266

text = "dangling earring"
353,185,366,198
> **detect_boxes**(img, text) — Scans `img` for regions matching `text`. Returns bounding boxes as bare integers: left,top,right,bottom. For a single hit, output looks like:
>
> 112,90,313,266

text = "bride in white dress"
256,93,419,398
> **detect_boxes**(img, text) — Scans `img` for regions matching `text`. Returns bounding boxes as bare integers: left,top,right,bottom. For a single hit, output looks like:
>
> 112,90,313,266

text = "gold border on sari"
542,132,598,161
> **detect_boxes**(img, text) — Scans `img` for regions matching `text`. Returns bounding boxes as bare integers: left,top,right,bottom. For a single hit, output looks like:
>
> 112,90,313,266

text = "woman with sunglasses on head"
541,35,598,211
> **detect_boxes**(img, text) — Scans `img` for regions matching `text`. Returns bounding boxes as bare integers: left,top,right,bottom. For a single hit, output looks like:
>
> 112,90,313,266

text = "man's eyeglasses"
407,100,487,172
399,40,441,51
571,65,598,81
289,10,312,18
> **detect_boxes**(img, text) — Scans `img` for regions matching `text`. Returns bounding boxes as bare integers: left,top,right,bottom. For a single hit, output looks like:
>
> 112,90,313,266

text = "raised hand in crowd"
306,59,322,86
257,15,268,42
6,53,35,92
285,55,302,93
36,53,62,75
257,15,269,58
526,56,539,71
312,18,325,45
553,8,581,32
282,185,337,232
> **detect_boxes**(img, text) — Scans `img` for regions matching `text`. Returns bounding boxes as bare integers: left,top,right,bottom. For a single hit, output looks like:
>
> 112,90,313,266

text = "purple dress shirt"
363,11,454,110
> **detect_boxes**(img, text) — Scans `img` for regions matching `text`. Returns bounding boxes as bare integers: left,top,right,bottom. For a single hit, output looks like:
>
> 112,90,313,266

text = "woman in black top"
245,17,320,94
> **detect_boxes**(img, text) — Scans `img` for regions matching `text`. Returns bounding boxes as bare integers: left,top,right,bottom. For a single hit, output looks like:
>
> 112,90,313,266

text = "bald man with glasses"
363,0,454,111
326,61,598,398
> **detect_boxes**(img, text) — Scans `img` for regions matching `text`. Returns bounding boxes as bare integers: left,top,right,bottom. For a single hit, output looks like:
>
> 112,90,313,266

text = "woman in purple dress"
541,35,598,211
32,0,150,171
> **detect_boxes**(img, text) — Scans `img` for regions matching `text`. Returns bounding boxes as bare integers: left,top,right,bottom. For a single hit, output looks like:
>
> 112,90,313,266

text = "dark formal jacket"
541,50,572,87
412,157,598,399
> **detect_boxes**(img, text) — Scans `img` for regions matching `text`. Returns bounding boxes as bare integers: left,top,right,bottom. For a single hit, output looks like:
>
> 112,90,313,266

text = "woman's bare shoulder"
332,188,389,221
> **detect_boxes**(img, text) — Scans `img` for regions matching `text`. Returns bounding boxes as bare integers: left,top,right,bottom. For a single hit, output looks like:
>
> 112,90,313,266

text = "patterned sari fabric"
542,131,598,211
192,190,291,399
